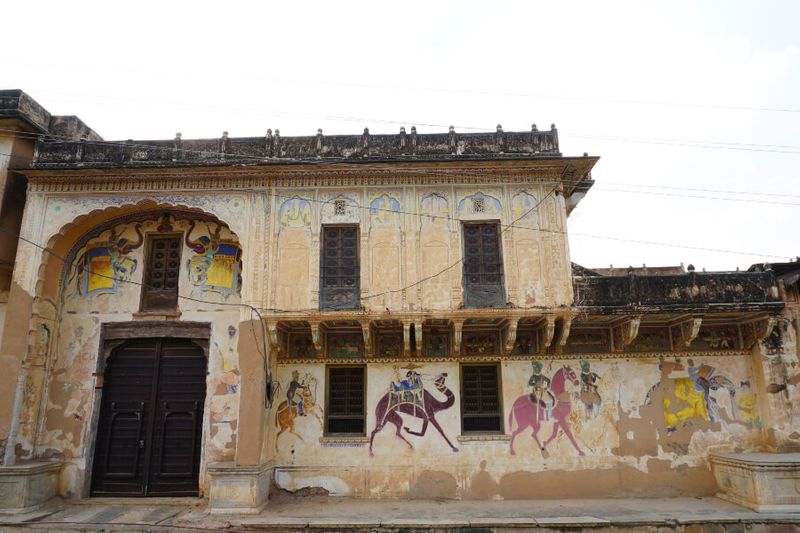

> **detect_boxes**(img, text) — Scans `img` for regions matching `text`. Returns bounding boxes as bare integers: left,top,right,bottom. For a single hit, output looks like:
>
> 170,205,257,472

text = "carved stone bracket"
553,316,572,353
361,321,373,358
557,317,573,348
675,317,703,348
414,322,423,355
266,322,281,357
614,316,642,351
309,322,323,356
751,316,778,349
403,322,412,356
453,320,464,354
543,316,556,349
504,318,519,355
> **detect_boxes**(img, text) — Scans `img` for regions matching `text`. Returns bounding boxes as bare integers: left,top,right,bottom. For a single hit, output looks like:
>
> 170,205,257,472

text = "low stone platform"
710,452,800,513
1,496,799,531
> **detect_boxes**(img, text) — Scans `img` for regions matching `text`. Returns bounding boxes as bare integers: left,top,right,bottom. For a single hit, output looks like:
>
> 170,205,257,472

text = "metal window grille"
461,364,502,433
326,366,366,435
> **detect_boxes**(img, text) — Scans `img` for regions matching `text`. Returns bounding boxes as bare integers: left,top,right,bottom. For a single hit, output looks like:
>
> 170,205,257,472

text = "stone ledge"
207,461,273,515
710,452,800,513
457,433,511,442
0,461,63,514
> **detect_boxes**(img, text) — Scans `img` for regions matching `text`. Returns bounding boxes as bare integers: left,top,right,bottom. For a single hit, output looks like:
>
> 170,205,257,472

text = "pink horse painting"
508,365,585,456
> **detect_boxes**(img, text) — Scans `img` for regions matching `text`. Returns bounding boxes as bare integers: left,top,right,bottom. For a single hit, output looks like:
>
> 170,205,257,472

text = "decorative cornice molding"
276,350,749,365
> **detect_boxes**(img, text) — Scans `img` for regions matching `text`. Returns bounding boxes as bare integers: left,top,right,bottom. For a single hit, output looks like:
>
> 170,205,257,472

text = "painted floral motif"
369,194,400,225
279,196,312,228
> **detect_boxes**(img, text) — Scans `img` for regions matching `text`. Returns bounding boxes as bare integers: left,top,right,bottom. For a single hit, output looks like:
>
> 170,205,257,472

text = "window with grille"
141,235,182,312
320,225,360,310
461,364,502,434
326,366,366,435
462,222,505,308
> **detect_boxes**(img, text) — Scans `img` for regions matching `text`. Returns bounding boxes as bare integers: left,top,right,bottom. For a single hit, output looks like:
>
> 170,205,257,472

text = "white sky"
2,0,798,271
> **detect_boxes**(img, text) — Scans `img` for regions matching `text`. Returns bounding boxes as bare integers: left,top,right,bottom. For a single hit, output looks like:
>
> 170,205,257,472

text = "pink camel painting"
508,365,585,456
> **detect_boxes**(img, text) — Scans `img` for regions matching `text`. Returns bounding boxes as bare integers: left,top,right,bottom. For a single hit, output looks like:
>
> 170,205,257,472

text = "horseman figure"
528,361,555,418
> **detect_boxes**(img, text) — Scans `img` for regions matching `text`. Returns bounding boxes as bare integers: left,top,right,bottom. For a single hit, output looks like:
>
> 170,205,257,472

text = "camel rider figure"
528,361,555,418
287,370,308,416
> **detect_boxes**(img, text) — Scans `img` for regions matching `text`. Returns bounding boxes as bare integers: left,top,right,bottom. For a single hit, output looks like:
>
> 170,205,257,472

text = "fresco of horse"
275,372,321,446
369,370,458,457
644,359,737,433
508,365,584,456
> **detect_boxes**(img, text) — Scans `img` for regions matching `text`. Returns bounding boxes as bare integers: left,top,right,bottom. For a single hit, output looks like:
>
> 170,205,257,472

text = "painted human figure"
580,361,600,395
287,370,308,416
528,361,554,418
579,360,601,417
737,380,759,427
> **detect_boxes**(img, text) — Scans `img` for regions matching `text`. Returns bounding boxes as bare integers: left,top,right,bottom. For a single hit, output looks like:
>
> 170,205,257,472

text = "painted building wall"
7,177,797,504
269,184,572,311
273,355,765,499
14,214,245,497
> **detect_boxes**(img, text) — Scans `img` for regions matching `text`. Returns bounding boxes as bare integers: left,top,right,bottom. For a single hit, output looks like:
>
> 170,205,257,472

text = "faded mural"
29,213,244,497
274,355,763,499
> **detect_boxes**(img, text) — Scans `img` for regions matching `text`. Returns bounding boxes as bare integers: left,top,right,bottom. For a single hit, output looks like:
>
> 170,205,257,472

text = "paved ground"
1,496,799,531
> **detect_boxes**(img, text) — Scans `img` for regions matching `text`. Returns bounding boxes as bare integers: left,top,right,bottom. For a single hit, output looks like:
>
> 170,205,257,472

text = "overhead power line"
0,133,793,261
13,68,800,114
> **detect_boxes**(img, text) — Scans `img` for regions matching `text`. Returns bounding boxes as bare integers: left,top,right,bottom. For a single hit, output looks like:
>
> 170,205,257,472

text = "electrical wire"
0,138,792,261
0,225,272,366
16,75,800,114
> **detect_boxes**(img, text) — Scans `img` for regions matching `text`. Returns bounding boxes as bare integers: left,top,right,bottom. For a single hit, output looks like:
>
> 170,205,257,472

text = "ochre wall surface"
272,355,767,499
269,184,572,311
4,177,798,502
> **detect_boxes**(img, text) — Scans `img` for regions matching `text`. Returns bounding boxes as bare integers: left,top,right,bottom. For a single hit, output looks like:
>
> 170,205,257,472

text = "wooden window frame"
461,221,506,309
140,232,183,313
460,363,504,435
319,224,361,311
324,364,367,436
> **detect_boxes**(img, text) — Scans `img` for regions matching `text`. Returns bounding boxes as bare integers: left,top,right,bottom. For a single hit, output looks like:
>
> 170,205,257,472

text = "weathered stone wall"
273,354,765,499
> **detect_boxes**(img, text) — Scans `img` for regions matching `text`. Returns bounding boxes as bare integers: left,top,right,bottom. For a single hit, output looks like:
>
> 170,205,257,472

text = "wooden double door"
91,338,207,497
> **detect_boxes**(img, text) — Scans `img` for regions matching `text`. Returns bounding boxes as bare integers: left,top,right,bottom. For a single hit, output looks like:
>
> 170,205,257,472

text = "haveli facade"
0,90,798,513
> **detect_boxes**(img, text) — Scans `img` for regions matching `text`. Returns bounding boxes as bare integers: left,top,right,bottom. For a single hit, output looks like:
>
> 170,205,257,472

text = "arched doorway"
91,336,207,496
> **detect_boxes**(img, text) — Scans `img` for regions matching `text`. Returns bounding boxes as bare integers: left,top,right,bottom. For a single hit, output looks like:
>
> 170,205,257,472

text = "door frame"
83,321,210,499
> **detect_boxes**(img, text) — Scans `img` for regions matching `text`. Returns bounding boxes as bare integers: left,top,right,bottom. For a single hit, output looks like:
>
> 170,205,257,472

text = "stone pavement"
1,496,799,532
